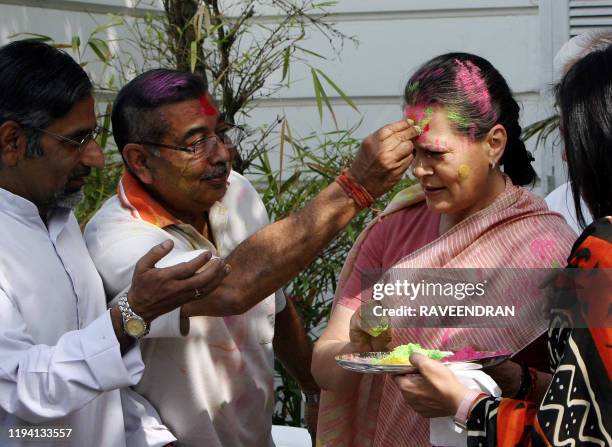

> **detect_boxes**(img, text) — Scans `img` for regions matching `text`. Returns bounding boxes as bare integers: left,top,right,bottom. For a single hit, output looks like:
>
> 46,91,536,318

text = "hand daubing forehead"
404,105,433,129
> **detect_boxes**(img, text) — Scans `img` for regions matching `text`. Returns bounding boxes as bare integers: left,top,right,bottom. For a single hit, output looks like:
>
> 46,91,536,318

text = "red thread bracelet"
335,169,375,209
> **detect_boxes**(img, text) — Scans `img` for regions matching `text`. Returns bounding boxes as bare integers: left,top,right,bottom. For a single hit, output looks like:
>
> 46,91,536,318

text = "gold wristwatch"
117,293,149,339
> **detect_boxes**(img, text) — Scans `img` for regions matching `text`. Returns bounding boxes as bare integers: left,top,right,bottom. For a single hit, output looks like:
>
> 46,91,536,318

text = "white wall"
0,0,572,194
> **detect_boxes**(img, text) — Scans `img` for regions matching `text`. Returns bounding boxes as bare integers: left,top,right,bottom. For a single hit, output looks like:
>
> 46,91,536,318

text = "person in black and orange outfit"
392,42,612,445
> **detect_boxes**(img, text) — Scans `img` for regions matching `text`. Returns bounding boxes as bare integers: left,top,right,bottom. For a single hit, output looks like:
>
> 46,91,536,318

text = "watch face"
126,318,146,337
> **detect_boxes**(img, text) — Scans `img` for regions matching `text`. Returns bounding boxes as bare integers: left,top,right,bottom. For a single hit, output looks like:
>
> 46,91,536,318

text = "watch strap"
117,293,149,339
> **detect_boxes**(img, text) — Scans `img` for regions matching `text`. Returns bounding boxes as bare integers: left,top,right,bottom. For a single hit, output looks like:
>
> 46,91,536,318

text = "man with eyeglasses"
0,41,229,447
83,69,417,446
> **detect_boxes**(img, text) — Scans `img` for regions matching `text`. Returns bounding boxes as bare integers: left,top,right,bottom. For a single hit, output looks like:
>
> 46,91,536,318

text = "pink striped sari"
317,177,577,447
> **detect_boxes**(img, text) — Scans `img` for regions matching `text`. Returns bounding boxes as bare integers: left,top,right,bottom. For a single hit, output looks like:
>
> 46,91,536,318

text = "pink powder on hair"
199,94,217,116
413,66,445,81
454,59,495,122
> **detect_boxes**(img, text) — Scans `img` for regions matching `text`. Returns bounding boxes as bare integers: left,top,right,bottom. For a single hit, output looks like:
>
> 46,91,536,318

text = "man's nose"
80,139,105,169
208,138,232,164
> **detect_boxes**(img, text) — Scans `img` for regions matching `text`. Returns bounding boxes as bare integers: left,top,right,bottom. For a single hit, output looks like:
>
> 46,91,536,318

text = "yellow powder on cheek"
458,164,471,179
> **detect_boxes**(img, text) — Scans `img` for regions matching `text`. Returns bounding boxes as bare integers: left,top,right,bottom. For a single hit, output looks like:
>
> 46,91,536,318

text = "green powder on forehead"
424,106,434,116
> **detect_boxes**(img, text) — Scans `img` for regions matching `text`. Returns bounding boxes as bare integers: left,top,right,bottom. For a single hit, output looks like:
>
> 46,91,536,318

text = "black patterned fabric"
467,217,612,446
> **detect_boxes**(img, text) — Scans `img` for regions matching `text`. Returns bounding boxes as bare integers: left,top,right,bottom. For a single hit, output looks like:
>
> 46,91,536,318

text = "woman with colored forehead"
393,44,612,446
312,53,577,446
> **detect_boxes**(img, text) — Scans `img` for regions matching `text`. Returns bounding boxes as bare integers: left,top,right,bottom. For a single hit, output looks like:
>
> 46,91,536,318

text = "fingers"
392,141,416,164
158,251,214,281
134,240,174,275
393,373,424,391
192,261,230,296
408,353,447,382
175,257,229,296
384,118,413,134
379,119,421,142
409,353,440,374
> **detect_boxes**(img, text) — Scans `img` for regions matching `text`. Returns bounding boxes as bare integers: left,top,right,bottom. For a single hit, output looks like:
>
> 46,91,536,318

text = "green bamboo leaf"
87,38,111,63
315,68,359,112
98,103,112,149
312,69,338,127
280,171,301,194
311,68,324,122
190,40,197,73
91,17,122,36
279,118,287,184
281,47,291,82
71,36,81,57
294,45,327,60
9,32,53,42
320,87,338,128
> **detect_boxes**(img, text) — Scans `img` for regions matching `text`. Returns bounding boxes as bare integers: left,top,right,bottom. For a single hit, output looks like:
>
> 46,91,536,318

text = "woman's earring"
489,160,496,170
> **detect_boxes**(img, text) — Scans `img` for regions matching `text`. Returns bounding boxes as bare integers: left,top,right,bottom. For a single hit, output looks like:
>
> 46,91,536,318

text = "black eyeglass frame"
32,126,104,153
133,123,245,155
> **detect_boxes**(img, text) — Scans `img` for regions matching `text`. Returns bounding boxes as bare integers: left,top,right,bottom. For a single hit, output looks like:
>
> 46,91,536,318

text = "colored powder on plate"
372,343,449,364
442,347,510,362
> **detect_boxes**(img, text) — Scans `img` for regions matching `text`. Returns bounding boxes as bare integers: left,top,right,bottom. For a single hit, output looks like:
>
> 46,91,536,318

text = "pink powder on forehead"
454,59,495,121
199,95,217,116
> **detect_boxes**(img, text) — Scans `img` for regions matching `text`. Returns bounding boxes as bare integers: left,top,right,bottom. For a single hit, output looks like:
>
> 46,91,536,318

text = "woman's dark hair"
0,39,93,157
112,69,208,153
556,44,612,226
404,52,536,186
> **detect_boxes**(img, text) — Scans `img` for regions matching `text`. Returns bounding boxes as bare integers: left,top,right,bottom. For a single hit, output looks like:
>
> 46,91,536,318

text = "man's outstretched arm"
183,119,418,316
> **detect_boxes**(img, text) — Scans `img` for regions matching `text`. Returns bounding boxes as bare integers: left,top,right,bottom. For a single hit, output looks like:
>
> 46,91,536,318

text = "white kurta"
85,170,285,447
0,187,145,447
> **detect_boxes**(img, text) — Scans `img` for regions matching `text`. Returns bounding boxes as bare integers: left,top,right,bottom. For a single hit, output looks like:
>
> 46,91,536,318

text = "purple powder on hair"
142,73,189,100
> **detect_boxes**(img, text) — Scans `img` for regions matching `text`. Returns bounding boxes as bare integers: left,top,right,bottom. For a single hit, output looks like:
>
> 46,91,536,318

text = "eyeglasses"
33,126,104,153
134,124,245,158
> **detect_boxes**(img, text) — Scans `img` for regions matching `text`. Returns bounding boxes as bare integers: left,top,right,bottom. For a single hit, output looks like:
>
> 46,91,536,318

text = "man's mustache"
200,163,229,181
68,166,91,181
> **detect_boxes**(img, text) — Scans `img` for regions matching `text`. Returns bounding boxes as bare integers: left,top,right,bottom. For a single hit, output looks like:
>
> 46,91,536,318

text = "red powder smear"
423,124,430,133
404,104,430,124
199,94,217,116
404,105,415,121
454,59,495,121
442,347,511,362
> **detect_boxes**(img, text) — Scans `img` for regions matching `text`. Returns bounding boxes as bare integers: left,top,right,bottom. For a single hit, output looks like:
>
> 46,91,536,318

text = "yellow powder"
458,164,471,179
